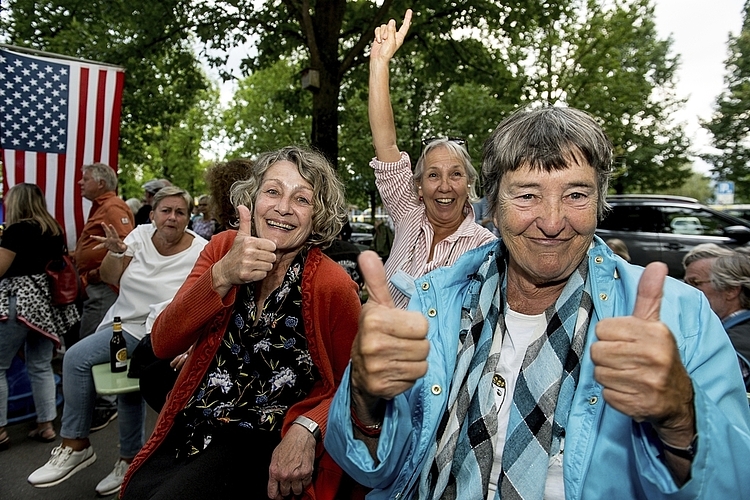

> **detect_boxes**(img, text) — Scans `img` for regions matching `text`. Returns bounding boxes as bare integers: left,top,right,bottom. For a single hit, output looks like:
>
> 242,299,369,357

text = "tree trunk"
311,67,341,169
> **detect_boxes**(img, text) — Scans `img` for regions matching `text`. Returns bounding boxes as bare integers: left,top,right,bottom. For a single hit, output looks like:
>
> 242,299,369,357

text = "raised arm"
369,10,412,163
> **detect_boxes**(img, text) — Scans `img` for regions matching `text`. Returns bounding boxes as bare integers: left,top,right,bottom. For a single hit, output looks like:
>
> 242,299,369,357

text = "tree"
221,58,312,158
512,0,691,194
1,0,211,195
703,0,750,202
198,0,570,167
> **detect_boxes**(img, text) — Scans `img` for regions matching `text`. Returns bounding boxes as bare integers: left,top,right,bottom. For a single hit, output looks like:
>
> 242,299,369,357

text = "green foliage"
514,0,691,194
1,0,211,197
703,0,750,202
222,59,312,158
651,170,714,204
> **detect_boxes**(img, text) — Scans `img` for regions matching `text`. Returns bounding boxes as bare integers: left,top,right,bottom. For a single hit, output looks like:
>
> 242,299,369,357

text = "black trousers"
122,425,281,500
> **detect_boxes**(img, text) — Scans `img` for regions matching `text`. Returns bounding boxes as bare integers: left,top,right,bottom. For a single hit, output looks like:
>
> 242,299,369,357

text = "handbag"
45,248,81,306
128,334,179,412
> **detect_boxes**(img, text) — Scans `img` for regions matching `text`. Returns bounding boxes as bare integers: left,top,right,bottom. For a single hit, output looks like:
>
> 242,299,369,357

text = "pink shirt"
372,152,496,309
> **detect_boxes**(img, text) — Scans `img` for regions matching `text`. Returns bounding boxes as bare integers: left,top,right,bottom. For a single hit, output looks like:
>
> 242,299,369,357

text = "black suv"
596,195,750,278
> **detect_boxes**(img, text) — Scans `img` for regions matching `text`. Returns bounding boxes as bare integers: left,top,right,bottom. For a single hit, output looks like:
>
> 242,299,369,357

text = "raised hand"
350,251,429,416
592,262,695,444
211,204,277,296
91,222,127,253
371,9,412,63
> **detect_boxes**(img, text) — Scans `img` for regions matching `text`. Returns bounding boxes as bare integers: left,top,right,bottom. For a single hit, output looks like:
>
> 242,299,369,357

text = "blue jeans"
60,324,145,459
79,282,117,338
0,296,57,427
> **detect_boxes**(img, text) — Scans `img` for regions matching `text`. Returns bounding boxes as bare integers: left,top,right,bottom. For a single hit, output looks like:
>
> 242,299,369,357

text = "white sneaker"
95,459,130,496
27,445,97,488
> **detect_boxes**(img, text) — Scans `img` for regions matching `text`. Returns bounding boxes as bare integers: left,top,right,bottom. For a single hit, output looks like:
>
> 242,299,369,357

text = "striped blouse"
372,152,497,309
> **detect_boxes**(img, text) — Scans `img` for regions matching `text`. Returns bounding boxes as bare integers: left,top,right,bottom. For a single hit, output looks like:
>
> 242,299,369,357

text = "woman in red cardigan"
122,147,361,500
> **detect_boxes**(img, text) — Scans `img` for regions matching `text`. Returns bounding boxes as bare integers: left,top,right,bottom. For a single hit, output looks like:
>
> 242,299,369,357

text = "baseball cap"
142,179,167,194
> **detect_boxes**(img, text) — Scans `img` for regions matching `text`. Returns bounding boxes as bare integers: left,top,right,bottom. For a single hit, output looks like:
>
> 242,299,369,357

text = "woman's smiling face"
253,160,315,253
418,146,470,234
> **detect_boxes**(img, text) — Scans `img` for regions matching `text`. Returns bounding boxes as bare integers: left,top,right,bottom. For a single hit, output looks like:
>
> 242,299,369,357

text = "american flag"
0,46,125,249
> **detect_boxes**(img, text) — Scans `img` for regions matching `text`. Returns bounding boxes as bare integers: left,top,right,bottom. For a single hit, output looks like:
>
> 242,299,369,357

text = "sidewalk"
0,370,157,500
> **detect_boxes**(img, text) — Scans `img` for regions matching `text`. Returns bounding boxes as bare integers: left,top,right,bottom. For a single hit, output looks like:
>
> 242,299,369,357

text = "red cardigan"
122,231,361,499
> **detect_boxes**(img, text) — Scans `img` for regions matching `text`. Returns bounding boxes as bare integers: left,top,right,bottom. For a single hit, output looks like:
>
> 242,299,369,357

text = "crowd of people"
1,8,750,500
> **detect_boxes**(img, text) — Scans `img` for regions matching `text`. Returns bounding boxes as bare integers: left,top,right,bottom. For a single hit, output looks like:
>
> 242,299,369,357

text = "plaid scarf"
419,246,592,500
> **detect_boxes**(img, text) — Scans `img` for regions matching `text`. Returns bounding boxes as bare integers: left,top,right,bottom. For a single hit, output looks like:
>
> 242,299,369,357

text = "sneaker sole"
90,412,118,432
28,452,97,488
96,484,121,497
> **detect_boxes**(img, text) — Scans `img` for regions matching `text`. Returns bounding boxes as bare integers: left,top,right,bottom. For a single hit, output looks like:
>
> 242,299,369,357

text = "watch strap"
660,433,698,461
293,415,321,441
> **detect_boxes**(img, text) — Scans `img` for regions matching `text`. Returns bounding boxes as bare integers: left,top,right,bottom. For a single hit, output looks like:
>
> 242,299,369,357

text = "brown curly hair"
204,158,255,230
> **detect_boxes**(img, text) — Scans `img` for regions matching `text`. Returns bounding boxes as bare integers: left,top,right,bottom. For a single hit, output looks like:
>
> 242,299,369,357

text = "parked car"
350,222,374,235
711,204,750,222
596,194,750,278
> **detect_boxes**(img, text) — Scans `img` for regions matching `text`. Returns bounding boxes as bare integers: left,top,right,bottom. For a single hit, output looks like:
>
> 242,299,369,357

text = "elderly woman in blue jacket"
325,100,750,499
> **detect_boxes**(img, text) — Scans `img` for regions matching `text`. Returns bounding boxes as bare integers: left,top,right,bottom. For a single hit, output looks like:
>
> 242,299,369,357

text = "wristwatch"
660,433,698,461
293,415,321,441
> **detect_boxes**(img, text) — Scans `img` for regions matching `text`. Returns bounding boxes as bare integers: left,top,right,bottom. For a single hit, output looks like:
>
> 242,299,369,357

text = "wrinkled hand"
592,262,695,442
350,251,429,415
212,205,276,291
370,9,412,64
267,423,316,499
91,222,127,253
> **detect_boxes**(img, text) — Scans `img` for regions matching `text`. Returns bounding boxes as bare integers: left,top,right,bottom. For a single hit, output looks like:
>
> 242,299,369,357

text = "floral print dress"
174,252,319,458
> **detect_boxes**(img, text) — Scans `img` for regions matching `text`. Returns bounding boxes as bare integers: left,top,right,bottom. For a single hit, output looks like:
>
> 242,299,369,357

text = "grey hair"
230,146,347,248
152,186,192,212
711,252,750,309
413,139,480,202
481,106,613,221
682,243,734,269
82,163,117,192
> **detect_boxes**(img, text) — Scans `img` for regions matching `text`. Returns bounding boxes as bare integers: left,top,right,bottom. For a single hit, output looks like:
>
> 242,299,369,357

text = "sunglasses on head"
421,136,468,147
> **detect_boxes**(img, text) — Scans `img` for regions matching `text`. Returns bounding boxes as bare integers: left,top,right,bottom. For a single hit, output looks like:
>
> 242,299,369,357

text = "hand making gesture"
91,222,128,254
592,262,695,481
350,251,430,420
211,204,277,297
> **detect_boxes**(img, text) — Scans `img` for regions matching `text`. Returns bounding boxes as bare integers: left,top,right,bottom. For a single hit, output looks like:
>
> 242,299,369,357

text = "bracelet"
660,433,698,461
293,415,321,441
108,251,125,259
350,405,382,438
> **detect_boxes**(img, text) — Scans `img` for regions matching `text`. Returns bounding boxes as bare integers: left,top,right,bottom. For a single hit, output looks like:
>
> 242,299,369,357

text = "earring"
419,196,424,202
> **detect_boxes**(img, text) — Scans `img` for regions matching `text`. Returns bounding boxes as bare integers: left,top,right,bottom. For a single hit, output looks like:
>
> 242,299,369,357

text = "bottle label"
115,348,127,367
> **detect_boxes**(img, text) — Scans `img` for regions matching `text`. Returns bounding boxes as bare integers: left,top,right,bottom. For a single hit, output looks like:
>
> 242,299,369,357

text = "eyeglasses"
685,278,710,288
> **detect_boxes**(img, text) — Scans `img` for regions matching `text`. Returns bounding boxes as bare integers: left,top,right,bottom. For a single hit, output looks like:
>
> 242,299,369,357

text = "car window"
598,205,663,232
660,207,737,236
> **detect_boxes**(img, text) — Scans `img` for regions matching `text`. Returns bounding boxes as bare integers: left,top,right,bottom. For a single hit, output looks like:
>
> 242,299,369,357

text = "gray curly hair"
229,146,346,248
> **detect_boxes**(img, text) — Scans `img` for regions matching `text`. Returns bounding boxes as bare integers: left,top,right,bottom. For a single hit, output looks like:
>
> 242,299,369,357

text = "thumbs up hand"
350,251,430,417
211,204,277,297
592,262,695,450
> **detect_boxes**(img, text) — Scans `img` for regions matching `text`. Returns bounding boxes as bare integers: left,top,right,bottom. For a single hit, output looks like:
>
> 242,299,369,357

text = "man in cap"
134,179,170,225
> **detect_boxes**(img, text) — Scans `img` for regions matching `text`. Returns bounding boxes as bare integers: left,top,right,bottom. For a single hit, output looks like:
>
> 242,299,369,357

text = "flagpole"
0,43,125,71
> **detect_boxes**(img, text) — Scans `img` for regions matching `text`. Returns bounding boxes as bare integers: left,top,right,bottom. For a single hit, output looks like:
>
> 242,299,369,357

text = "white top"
486,307,565,500
98,224,207,340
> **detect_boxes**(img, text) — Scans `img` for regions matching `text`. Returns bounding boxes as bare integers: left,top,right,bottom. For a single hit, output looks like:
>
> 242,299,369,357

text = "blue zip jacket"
326,237,750,499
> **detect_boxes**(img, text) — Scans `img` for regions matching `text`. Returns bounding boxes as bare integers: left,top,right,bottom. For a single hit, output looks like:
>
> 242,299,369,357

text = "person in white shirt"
28,186,207,497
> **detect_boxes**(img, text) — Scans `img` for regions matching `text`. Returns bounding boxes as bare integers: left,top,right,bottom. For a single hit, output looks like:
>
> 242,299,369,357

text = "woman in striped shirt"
368,10,496,309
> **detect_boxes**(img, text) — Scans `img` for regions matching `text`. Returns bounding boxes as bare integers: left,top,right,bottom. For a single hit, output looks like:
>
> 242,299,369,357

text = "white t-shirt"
486,307,565,500
97,224,207,340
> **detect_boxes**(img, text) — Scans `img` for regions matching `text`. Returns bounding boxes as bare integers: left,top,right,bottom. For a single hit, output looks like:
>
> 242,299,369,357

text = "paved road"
0,360,157,500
